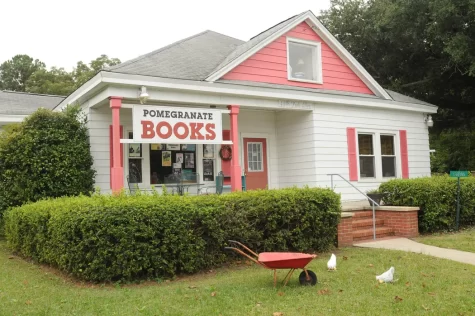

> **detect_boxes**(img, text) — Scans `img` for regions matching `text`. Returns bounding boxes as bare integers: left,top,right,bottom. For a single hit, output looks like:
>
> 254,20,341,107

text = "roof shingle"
0,91,65,115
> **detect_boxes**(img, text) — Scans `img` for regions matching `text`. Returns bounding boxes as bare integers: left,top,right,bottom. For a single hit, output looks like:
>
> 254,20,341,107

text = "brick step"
351,211,374,218
352,227,395,241
352,218,385,229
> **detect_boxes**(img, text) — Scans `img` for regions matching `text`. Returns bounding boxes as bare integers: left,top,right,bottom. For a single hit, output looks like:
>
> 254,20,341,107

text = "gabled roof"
61,10,436,111
0,90,65,115
107,30,244,80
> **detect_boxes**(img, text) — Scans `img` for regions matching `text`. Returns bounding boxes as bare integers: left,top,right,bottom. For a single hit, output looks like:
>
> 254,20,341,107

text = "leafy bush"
0,106,95,217
4,187,340,282
379,176,475,232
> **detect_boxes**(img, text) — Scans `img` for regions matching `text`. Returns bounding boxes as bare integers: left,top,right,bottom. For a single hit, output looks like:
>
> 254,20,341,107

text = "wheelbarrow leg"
304,268,310,281
282,269,295,287
273,269,277,288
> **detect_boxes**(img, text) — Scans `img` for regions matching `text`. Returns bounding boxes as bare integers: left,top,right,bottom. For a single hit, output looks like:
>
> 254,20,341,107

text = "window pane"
129,159,142,183
382,157,396,177
289,42,316,81
359,156,375,178
358,134,374,155
381,135,395,155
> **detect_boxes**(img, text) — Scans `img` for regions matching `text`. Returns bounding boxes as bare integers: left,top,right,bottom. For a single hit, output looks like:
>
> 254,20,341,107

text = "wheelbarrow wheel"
299,270,317,286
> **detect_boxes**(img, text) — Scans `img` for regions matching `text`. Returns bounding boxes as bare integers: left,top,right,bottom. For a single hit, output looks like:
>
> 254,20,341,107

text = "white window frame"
286,37,323,85
246,141,264,172
356,130,400,181
380,134,397,178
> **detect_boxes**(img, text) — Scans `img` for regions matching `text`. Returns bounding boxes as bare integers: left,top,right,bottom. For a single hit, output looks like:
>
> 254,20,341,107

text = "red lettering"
173,122,189,140
141,121,155,138
205,123,216,140
156,121,173,139
190,123,205,140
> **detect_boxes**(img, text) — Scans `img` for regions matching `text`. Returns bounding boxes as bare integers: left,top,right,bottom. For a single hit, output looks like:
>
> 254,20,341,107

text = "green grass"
414,227,475,253
1,239,475,316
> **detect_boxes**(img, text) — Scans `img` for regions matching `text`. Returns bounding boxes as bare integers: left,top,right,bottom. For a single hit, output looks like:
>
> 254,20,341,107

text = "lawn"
414,227,475,253
1,239,475,316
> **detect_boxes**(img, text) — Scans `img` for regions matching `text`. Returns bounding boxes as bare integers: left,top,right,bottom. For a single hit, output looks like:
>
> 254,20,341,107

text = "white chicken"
327,253,337,271
376,266,395,283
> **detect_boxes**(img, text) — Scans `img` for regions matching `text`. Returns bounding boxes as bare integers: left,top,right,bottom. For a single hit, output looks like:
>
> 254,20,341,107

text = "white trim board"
205,11,392,100
99,73,437,113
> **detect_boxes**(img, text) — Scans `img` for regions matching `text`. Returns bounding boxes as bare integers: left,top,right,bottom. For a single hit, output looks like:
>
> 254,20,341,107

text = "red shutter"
400,130,409,178
347,127,358,181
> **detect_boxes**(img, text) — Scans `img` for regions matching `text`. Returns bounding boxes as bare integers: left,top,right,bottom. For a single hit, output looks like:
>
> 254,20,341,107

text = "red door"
243,138,268,190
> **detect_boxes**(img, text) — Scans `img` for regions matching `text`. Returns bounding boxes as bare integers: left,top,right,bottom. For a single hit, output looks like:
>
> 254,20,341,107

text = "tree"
0,106,96,214
0,55,45,92
319,0,475,128
26,67,75,96
73,54,121,88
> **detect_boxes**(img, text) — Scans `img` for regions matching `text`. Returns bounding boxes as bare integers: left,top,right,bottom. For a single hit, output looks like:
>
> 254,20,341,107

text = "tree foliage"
320,0,475,126
0,55,45,92
0,106,96,215
0,54,120,96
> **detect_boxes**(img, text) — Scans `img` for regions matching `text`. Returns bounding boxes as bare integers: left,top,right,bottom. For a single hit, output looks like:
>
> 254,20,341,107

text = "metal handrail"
327,174,380,240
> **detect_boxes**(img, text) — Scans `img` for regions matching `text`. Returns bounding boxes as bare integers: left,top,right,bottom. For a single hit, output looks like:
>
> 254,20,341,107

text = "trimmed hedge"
379,176,475,232
4,187,340,282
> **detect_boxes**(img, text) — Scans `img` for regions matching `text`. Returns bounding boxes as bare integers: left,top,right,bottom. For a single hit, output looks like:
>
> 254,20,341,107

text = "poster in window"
162,151,172,166
184,153,195,168
203,144,214,158
128,143,142,157
176,153,184,164
167,144,180,151
203,159,214,181
173,167,182,176
182,144,196,151
151,144,163,150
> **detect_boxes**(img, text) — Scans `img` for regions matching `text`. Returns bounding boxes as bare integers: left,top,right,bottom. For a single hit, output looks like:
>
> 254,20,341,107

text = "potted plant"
366,188,383,206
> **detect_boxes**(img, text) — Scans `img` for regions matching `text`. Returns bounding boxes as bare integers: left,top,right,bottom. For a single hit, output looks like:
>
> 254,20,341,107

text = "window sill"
288,77,323,85
357,177,398,183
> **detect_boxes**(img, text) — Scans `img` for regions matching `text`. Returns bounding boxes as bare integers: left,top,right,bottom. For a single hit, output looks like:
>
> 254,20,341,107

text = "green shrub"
4,187,340,282
379,175,475,232
0,106,95,217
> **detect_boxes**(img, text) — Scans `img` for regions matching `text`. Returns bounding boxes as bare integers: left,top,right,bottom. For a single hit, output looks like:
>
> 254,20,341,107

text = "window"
287,38,322,84
358,134,375,178
128,132,143,183
149,144,197,184
381,135,396,177
247,142,263,172
357,132,397,179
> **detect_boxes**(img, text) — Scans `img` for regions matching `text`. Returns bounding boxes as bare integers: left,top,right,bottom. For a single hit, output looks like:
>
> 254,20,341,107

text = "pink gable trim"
221,22,374,95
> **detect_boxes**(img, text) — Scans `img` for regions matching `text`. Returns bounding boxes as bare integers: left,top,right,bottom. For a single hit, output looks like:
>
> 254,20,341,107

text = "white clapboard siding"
312,104,431,201
276,110,317,188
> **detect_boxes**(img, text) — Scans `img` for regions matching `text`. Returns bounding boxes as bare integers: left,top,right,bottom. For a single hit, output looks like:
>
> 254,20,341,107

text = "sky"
0,0,331,71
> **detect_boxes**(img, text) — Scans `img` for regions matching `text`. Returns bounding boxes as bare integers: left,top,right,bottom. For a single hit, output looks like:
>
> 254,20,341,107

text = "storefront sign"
133,105,223,144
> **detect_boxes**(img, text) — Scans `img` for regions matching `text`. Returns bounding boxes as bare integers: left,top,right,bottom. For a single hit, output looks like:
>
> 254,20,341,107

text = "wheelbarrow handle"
227,240,259,257
224,245,266,268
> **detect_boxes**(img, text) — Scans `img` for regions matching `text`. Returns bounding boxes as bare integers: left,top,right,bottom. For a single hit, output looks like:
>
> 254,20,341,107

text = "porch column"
228,105,242,191
110,96,123,192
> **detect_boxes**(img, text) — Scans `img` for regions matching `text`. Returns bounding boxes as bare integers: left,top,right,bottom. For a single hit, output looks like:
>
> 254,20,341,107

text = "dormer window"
287,37,322,84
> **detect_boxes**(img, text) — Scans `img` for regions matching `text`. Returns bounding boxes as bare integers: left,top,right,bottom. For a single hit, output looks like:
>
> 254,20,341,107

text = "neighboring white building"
54,10,437,201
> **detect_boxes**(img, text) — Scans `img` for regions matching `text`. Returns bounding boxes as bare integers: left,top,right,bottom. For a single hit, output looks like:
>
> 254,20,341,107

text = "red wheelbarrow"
225,240,318,287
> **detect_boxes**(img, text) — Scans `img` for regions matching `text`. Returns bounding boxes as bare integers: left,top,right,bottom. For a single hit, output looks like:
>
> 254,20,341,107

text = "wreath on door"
219,145,232,161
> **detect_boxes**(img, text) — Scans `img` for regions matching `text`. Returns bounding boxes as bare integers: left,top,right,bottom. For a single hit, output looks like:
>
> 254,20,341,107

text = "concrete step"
351,211,374,218
352,218,385,229
353,227,395,241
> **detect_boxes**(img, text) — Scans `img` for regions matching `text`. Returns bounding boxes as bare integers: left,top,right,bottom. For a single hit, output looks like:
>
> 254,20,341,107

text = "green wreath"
219,145,232,161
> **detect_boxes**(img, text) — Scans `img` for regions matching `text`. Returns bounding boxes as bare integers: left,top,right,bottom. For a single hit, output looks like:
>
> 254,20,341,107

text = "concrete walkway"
354,237,475,266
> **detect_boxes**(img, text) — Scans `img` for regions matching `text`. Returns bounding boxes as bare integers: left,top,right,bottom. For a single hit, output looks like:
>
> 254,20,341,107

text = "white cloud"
1,0,330,70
